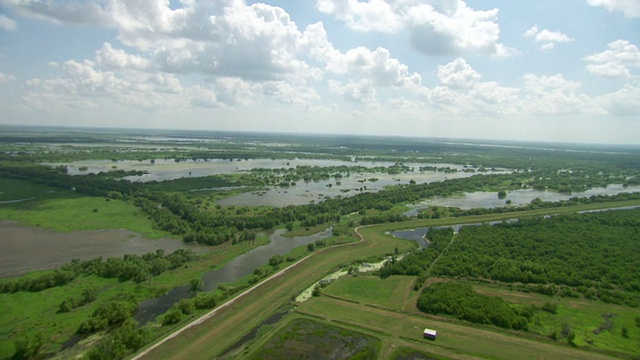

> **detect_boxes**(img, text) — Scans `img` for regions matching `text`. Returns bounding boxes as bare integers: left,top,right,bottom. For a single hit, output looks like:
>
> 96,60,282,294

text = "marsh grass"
0,178,170,239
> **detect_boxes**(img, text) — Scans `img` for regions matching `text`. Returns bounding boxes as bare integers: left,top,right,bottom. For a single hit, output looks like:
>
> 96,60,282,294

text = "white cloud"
261,81,320,106
329,79,377,103
4,0,312,82
523,25,573,50
188,85,220,109
584,40,640,78
0,14,17,30
316,0,403,33
3,0,112,26
327,46,422,88
586,0,640,18
437,58,480,88
422,58,520,116
95,43,150,71
317,0,512,56
596,84,640,115
522,74,600,115
0,71,16,83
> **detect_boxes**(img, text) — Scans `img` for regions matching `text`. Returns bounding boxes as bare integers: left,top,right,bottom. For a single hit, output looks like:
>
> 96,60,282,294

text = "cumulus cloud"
584,40,640,78
422,58,520,116
4,0,312,82
522,74,600,115
329,79,376,103
95,43,150,71
523,25,573,50
586,0,640,18
0,14,17,30
317,0,512,56
326,46,421,88
437,58,480,88
596,84,640,115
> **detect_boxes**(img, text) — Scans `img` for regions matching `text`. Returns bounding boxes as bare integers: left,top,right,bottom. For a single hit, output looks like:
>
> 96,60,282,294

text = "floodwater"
134,228,332,324
0,221,208,278
217,171,482,207
54,158,501,207
57,158,475,182
404,184,640,215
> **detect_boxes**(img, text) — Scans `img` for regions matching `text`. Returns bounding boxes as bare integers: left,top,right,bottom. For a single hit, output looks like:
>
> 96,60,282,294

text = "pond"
134,228,332,324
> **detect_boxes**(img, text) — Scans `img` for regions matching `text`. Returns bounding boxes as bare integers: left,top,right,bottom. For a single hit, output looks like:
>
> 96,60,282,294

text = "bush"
12,334,43,360
162,308,183,326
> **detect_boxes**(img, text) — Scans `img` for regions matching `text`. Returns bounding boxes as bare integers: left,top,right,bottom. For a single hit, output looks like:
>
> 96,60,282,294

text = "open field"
322,275,417,310
0,178,169,239
295,296,619,360
471,282,640,356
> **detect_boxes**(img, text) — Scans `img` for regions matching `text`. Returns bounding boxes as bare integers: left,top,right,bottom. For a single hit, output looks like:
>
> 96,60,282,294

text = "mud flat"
0,221,208,278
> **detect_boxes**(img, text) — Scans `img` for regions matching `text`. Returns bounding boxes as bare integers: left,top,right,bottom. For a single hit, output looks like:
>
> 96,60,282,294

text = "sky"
0,0,639,145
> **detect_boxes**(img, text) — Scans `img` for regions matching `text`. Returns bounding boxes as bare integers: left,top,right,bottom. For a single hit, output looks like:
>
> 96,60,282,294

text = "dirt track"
132,226,379,360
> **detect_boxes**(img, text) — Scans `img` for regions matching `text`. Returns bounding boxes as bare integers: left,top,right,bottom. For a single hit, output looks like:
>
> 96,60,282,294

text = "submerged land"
0,125,639,359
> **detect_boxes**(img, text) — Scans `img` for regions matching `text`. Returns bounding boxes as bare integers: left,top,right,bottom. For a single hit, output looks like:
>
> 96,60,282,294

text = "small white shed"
423,328,437,340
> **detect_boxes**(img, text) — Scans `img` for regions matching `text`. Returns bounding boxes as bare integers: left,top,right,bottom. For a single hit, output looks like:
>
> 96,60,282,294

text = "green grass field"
297,294,618,360
323,275,416,310
471,282,640,356
318,274,640,358
0,178,169,238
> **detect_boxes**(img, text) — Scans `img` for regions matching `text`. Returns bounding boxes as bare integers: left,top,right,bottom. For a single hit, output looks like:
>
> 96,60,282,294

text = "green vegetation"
245,318,381,360
1,128,640,359
417,282,530,330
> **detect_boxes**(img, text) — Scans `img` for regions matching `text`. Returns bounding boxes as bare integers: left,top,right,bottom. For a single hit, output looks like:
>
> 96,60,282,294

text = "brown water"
0,221,208,278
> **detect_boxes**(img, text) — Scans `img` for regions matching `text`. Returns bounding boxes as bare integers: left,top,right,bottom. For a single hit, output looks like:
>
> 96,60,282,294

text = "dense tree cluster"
417,282,530,330
388,209,640,307
432,210,640,303
379,227,452,278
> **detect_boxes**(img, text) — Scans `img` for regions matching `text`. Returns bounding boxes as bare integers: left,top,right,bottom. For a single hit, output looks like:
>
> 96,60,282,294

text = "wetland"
1,127,639,360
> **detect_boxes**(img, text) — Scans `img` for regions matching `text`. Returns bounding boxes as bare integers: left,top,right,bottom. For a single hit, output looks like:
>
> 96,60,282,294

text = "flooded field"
52,158,502,207
56,158,478,182
405,184,640,214
0,221,208,278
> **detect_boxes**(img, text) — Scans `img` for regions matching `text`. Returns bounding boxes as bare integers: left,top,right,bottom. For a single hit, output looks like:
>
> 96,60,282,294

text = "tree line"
0,249,198,293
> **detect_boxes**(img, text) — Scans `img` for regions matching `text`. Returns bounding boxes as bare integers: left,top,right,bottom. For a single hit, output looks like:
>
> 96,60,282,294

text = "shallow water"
404,184,640,215
0,221,208,278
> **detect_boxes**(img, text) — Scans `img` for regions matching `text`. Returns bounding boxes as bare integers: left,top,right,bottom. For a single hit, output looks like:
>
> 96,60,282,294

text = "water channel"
134,228,332,324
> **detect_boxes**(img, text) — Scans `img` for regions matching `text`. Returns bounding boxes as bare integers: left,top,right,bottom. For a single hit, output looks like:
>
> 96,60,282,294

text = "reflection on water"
134,228,332,324
55,158,503,207
405,184,640,215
